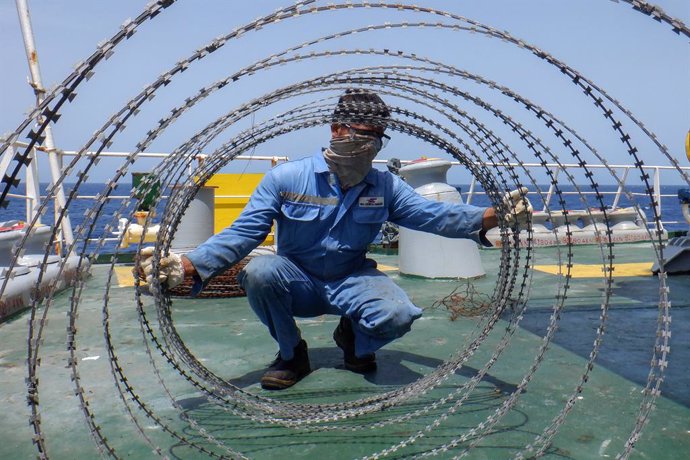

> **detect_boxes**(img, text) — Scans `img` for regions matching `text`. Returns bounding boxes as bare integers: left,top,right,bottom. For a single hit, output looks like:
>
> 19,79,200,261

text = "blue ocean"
1,182,688,255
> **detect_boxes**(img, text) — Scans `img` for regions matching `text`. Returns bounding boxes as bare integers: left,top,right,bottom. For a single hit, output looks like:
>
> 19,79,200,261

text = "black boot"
260,340,311,390
333,317,377,373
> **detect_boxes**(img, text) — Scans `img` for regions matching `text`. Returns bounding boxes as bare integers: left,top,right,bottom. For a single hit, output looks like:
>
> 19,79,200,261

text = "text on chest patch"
359,196,384,207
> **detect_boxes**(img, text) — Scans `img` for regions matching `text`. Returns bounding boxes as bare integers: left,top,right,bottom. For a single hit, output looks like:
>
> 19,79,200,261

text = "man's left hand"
502,187,533,226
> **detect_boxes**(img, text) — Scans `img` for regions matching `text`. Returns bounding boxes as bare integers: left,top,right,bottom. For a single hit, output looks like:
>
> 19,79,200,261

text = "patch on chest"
359,196,384,207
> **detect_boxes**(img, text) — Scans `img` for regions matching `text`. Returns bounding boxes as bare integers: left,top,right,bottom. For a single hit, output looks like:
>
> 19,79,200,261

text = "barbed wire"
0,1,686,458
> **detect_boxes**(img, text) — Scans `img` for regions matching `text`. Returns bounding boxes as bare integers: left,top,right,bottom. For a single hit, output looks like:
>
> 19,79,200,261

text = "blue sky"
1,0,688,185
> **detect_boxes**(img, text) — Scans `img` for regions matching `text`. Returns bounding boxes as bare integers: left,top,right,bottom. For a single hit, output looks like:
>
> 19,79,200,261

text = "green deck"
1,243,688,459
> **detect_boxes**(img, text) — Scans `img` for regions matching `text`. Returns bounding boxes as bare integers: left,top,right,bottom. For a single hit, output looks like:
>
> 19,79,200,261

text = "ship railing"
372,159,690,232
2,143,688,245
0,141,288,247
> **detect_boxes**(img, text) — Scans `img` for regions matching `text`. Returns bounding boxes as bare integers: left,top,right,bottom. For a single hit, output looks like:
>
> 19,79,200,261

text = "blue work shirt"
186,152,489,288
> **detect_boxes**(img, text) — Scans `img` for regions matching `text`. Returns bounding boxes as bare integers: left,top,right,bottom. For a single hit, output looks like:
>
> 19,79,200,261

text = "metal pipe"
0,145,15,192
465,177,477,205
58,150,290,162
653,167,663,231
15,0,74,247
10,141,690,172
542,166,561,212
25,147,41,222
0,143,40,223
611,167,630,210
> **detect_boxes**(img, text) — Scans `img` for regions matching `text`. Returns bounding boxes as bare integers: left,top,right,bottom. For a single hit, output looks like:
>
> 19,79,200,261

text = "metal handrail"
373,158,689,232
4,143,689,234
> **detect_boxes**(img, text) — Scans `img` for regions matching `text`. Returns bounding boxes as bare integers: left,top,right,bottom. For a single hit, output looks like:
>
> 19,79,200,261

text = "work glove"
136,246,185,288
502,187,533,226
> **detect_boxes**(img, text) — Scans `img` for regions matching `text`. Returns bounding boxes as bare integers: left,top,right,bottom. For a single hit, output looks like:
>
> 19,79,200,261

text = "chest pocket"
279,201,321,249
347,206,389,249
352,206,389,225
281,201,320,221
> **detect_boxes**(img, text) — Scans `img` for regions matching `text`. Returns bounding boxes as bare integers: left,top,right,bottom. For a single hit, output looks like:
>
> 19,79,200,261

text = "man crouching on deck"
139,89,531,390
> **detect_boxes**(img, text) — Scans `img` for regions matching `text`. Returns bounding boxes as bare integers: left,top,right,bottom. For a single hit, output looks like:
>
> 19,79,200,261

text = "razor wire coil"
0,1,687,459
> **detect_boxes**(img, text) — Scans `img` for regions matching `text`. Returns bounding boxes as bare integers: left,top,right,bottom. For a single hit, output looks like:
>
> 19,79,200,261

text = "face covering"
324,135,382,190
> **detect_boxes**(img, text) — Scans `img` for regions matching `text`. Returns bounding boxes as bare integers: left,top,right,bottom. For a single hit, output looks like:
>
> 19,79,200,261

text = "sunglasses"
343,124,391,149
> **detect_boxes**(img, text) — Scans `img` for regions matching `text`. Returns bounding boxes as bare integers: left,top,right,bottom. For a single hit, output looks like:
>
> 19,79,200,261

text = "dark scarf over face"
324,135,382,190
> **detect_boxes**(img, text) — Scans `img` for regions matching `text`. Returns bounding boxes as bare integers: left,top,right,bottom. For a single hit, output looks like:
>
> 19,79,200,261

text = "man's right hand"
136,246,185,288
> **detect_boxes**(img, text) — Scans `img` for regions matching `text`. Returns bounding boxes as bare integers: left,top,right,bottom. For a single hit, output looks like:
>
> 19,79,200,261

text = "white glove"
138,246,185,288
502,187,533,226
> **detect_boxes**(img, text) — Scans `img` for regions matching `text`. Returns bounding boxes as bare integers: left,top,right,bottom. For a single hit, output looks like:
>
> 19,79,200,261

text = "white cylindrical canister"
398,159,485,279
171,186,216,253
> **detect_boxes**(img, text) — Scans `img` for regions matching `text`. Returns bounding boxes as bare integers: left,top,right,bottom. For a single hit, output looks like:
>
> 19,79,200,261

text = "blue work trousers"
237,255,423,360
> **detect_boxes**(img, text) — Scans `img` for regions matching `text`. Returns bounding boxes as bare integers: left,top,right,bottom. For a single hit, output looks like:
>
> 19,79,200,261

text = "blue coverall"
186,152,489,360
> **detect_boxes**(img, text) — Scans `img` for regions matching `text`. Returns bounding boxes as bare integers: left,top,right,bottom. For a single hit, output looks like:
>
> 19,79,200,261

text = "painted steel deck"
1,243,688,459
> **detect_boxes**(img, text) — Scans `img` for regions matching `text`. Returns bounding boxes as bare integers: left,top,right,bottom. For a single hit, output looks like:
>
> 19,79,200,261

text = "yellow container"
206,173,274,245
